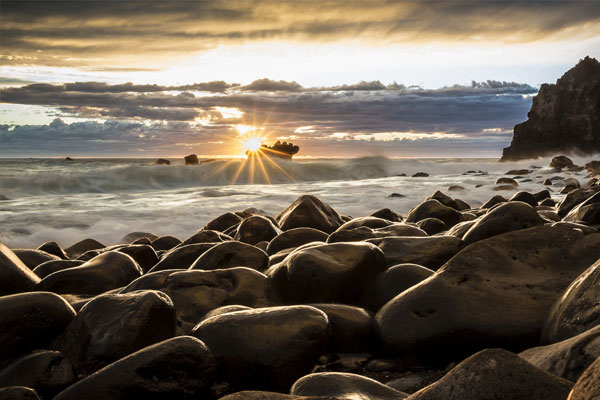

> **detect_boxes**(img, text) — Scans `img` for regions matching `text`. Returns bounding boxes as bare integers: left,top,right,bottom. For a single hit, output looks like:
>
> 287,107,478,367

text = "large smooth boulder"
266,228,329,255
335,217,393,231
191,305,329,391
205,212,244,232
406,349,572,400
149,243,216,272
0,387,39,400
38,242,68,260
267,242,387,305
234,215,282,245
542,258,600,343
114,245,158,273
0,243,41,295
375,225,600,359
521,325,600,381
564,191,600,225
557,189,595,217
121,267,274,333
291,372,408,400
309,304,373,353
276,195,344,234
150,235,181,251
52,290,176,375
327,224,427,243
190,241,269,272
568,355,600,400
370,208,403,222
32,260,83,279
36,251,142,295
366,236,465,270
178,229,232,247
462,201,546,244
0,350,75,398
64,238,105,259
0,292,76,362
53,336,216,400
12,249,61,270
406,199,461,226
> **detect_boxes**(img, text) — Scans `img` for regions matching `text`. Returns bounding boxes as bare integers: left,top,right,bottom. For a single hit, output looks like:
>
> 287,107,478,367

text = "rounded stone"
0,243,41,295
190,241,269,272
291,372,408,400
266,228,329,255
276,195,344,234
149,243,217,273
234,215,282,245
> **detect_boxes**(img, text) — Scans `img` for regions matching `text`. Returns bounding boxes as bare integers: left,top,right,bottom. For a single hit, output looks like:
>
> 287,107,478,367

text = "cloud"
241,78,303,92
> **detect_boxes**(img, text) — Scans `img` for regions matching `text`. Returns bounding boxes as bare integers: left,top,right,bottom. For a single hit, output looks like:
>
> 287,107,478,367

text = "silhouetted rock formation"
155,158,170,165
252,141,300,159
184,154,199,165
501,57,600,161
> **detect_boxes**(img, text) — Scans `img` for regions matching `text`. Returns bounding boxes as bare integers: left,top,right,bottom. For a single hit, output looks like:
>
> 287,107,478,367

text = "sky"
1,0,599,158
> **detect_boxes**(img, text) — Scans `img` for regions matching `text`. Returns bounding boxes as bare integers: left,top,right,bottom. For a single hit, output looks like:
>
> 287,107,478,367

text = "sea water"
0,156,595,248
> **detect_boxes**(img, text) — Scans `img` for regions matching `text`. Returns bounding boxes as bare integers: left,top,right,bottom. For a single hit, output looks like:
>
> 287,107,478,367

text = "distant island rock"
501,56,600,161
184,154,199,165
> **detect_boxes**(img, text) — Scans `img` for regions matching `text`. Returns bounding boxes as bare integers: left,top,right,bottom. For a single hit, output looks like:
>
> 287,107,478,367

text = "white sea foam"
0,156,595,248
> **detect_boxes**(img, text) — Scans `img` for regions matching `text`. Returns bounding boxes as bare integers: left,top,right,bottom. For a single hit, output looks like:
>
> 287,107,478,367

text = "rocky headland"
501,56,600,161
2,158,600,399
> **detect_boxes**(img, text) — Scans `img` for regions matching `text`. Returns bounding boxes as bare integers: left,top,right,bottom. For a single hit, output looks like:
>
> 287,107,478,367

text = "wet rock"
219,392,335,400
562,177,582,193
448,185,464,192
0,387,39,400
53,336,216,400
557,188,595,217
200,305,253,322
534,189,552,202
564,191,600,225
36,251,142,295
178,229,232,247
266,228,328,255
38,242,68,259
406,199,461,227
496,177,518,186
508,190,538,207
427,190,459,210
150,235,181,251
494,184,517,191
64,238,105,259
551,155,575,170
184,153,199,165
406,349,572,400
462,201,546,244
416,218,448,235
541,198,557,207
370,208,403,222
205,212,244,232
192,305,329,391
0,243,41,295
389,193,405,198
234,215,282,245
375,225,600,359
336,216,393,231
32,260,84,279
480,195,506,209
543,178,553,185
542,257,600,343
122,267,274,334
115,244,158,273
507,169,530,175
412,172,429,178
454,198,471,210
0,292,75,362
190,241,269,272
155,158,170,165
520,325,600,381
267,242,387,305
120,232,158,243
327,224,427,243
291,372,408,400
568,355,600,400
444,220,476,238
385,372,443,394
277,195,344,234
360,264,434,312
149,243,217,272
53,290,176,376
367,236,465,270
0,350,75,397
309,304,373,353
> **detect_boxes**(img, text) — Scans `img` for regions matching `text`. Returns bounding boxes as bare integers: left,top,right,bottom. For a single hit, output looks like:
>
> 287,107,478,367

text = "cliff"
501,57,600,161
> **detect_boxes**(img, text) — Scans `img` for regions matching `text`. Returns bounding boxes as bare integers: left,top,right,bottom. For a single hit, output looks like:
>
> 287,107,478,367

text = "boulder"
480,195,506,209
506,169,530,175
335,217,393,231
36,251,142,295
276,195,344,234
155,158,170,165
427,190,459,210
0,292,75,362
32,260,83,279
234,215,282,245
266,228,328,255
220,392,335,400
0,387,39,400
568,355,600,400
406,349,572,400
444,220,476,238
37,242,68,259
291,372,408,400
0,243,41,295
462,201,546,244
52,290,176,375
148,243,217,272
542,257,600,343
178,229,232,247
53,336,216,400
412,172,429,177
308,304,373,353
13,249,61,269
496,177,518,186
120,232,158,243
121,267,274,333
267,242,387,305
64,238,105,259
416,218,448,235
184,153,199,165
564,191,600,225
508,191,538,207
405,199,461,227
115,244,158,273
205,212,244,232
557,188,596,217
191,305,329,391
150,235,181,251
366,236,465,270
370,208,403,222
190,241,269,272
534,189,552,202
375,225,600,359
327,224,427,243
200,305,253,322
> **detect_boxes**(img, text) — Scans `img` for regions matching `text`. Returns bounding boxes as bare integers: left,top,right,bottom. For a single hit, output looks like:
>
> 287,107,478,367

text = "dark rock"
149,243,217,272
121,267,274,334
335,216,393,231
562,177,581,193
291,372,408,400
64,238,105,259
427,190,459,210
0,387,39,400
388,193,405,198
480,195,506,209
155,158,170,165
276,195,344,234
266,228,328,255
36,251,142,295
370,208,403,222
550,155,576,170
454,199,470,210
385,372,443,394
200,305,253,322
444,220,476,238
120,232,158,243
412,172,429,178
178,229,231,248
496,177,518,186
131,237,152,245
541,198,556,207
184,154,199,165
0,243,41,295
543,178,553,185
192,305,329,391
76,249,103,261
508,190,538,207
406,349,572,400
568,355,600,400
542,257,600,343
190,241,269,272
53,290,176,376
150,235,181,251
533,189,552,202
564,191,600,225
375,225,600,359
234,215,282,245
327,224,427,243
416,218,448,235
267,242,387,305
0,292,75,362
205,212,244,232
520,325,600,382
406,199,461,227
219,392,335,400
0,350,75,397
53,336,216,400
462,201,546,244
360,264,434,312
447,185,464,192
32,259,84,279
507,169,530,175
367,236,465,270
557,188,595,217
501,57,600,161
308,304,373,353
116,244,158,273
37,242,68,259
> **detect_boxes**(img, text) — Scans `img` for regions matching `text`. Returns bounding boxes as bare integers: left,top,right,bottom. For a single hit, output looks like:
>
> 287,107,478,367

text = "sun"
244,137,263,152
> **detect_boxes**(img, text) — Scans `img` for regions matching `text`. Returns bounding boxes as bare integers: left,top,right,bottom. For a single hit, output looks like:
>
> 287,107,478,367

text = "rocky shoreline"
2,156,600,399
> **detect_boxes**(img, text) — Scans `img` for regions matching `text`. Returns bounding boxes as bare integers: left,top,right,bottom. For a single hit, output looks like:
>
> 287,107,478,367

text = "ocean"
0,156,594,249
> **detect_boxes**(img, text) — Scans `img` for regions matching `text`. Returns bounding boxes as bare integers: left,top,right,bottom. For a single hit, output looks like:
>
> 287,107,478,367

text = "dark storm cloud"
2,0,599,67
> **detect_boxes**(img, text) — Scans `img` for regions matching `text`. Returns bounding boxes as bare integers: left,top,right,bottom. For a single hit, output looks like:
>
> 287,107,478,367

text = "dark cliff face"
501,57,600,161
